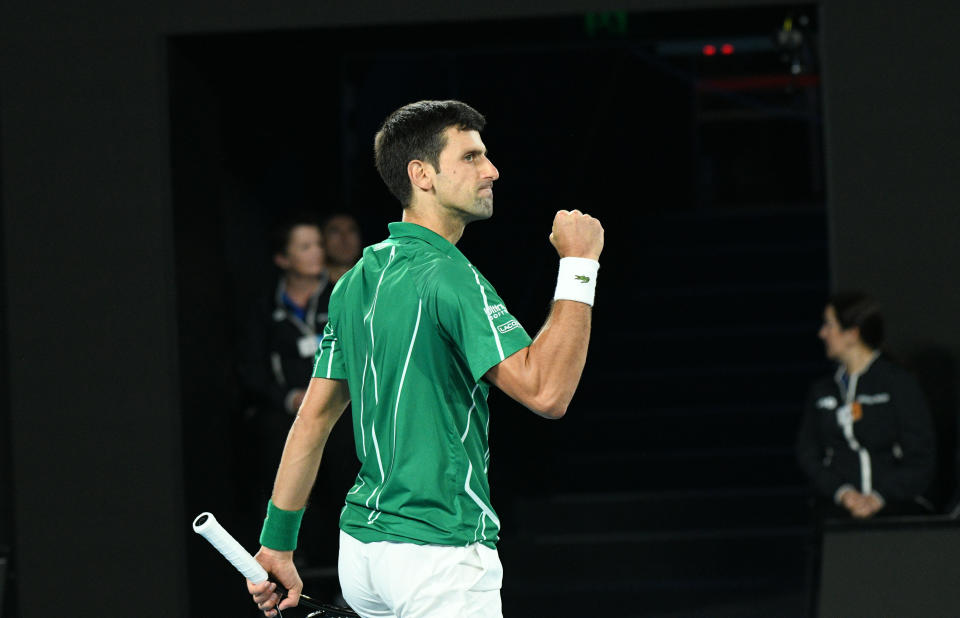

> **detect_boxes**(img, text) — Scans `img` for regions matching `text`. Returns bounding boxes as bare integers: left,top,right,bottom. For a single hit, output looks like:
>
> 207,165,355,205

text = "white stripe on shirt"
366,245,397,404
461,384,481,443
470,266,504,361
464,460,500,529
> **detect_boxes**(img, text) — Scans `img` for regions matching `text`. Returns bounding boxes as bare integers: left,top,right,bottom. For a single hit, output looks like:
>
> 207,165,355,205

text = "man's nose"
484,159,499,181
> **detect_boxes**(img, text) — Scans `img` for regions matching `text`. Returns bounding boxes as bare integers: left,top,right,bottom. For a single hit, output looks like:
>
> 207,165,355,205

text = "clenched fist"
549,210,604,261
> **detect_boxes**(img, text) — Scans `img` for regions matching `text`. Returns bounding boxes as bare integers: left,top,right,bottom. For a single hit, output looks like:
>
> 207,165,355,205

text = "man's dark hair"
271,213,321,256
374,100,486,207
828,291,885,349
320,211,360,232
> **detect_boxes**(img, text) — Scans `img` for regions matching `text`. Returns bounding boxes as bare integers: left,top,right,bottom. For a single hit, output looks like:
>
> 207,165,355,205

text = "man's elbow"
542,404,568,419
529,394,568,419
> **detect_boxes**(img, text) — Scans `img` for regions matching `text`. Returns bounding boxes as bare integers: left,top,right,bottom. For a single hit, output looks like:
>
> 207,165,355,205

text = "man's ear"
274,252,290,270
408,159,434,193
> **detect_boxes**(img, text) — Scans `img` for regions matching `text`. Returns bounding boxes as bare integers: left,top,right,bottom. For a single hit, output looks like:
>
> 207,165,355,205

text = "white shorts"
338,530,503,618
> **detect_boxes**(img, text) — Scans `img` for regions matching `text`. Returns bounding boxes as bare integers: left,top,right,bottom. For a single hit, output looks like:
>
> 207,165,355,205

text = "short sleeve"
436,263,532,382
312,321,348,380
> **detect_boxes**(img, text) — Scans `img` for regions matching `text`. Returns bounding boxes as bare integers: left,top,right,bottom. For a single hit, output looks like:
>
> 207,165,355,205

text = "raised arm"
247,376,351,616
485,210,604,419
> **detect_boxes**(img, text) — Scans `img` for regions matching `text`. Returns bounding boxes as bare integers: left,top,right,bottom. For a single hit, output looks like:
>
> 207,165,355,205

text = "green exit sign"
585,11,628,37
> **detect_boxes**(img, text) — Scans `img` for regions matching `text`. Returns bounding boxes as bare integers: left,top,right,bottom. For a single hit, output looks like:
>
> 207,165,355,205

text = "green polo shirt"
312,222,532,548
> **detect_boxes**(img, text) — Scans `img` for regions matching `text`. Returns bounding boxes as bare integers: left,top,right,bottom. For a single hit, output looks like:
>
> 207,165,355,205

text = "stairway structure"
500,206,830,617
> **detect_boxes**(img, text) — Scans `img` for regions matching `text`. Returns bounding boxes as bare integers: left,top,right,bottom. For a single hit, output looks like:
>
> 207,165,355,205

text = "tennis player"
248,100,604,617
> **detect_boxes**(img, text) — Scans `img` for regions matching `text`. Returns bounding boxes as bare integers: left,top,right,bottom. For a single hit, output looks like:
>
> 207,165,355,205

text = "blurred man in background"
322,213,363,284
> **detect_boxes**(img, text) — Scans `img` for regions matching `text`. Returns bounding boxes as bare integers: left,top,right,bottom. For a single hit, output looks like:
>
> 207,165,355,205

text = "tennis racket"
193,512,358,617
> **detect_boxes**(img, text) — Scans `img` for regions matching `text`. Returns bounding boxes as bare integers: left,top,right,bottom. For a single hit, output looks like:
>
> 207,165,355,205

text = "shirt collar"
834,351,882,393
387,221,461,258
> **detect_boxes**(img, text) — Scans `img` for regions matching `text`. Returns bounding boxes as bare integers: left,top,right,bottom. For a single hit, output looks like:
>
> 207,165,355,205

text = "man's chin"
472,199,493,220
453,199,493,223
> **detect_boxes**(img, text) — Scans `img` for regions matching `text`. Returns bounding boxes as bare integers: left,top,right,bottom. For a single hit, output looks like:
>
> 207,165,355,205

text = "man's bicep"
484,347,535,409
299,377,351,422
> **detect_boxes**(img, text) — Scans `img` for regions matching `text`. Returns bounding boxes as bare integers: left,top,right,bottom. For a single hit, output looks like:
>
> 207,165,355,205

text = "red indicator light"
703,44,717,56
721,43,735,55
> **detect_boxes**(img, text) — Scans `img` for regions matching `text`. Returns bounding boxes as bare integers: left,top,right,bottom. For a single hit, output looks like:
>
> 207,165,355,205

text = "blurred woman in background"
240,216,330,436
797,291,936,519
239,215,356,574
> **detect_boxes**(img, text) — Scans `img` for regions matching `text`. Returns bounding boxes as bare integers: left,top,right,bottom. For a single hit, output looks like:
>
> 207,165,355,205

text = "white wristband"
554,257,600,306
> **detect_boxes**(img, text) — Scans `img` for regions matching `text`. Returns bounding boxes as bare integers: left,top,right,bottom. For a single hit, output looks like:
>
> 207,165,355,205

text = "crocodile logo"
574,275,591,283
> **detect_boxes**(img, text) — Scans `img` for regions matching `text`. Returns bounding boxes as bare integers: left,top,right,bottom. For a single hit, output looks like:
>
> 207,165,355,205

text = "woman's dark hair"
373,100,486,207
828,291,885,349
270,214,321,256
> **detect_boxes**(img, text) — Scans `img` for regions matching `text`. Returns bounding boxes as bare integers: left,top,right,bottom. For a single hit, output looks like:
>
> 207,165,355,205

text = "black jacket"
238,276,332,414
796,354,935,503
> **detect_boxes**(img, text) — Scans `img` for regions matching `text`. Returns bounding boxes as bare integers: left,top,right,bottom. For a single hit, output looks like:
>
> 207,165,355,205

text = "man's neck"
401,203,466,245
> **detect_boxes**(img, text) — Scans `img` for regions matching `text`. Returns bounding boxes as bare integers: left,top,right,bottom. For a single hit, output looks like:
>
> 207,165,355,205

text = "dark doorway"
169,7,826,615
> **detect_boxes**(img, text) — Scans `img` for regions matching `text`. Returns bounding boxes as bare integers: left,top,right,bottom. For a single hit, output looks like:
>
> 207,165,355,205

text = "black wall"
822,1,960,357
0,11,189,616
1,1,958,616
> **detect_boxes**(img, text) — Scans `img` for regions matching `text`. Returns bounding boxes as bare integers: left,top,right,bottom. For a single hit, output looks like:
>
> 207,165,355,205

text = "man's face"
432,127,499,222
323,215,362,266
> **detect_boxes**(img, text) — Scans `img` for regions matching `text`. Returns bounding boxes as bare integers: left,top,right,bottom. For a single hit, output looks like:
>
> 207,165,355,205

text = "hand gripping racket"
192,512,358,617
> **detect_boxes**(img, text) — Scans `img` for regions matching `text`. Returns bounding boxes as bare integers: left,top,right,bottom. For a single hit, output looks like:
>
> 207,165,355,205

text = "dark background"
2,1,959,616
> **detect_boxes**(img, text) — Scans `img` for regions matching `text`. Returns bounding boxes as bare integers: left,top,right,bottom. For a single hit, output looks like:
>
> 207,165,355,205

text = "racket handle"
193,512,268,583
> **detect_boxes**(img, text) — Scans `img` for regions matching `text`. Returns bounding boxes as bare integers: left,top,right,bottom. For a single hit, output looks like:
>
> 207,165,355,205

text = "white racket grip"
193,512,268,583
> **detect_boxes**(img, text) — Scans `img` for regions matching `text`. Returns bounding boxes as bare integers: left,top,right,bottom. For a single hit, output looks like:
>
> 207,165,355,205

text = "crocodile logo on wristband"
575,275,591,283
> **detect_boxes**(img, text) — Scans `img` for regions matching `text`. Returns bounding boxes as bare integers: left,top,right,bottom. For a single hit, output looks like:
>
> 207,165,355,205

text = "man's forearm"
486,209,602,418
270,378,350,510
487,299,592,418
524,300,592,414
270,416,331,509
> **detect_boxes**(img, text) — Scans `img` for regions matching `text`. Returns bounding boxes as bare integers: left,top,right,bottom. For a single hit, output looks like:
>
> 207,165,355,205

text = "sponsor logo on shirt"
485,303,508,320
835,402,864,424
497,320,520,334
